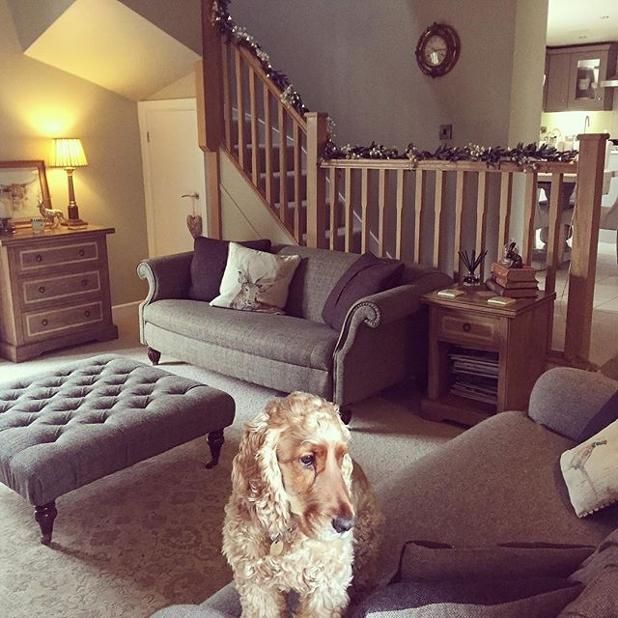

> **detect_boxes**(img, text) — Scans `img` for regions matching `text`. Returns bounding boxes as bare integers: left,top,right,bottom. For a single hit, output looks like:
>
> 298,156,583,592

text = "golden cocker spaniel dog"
222,392,381,618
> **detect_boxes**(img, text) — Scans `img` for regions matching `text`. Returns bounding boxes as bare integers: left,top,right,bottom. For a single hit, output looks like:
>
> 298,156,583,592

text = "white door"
138,98,207,257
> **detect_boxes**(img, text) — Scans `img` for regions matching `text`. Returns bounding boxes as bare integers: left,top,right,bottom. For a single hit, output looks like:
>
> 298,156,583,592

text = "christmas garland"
322,140,579,167
211,1,578,167
211,0,309,116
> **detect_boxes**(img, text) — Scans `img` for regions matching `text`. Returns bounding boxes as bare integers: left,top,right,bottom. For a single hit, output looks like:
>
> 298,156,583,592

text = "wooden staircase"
198,0,608,369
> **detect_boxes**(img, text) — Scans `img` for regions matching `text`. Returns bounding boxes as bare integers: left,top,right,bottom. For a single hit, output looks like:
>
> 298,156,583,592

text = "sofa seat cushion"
143,300,338,370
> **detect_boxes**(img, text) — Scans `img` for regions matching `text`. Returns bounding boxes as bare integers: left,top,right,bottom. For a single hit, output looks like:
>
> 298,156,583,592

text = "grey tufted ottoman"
0,354,235,545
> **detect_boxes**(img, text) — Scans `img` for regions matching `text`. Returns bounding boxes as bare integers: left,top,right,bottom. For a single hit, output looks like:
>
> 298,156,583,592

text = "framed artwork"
0,160,51,228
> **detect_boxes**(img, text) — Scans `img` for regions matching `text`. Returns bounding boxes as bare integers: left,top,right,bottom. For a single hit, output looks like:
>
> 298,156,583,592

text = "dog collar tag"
270,540,284,556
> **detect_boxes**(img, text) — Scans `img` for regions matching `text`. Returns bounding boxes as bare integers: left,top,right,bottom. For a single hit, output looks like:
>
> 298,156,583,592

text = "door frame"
138,98,207,257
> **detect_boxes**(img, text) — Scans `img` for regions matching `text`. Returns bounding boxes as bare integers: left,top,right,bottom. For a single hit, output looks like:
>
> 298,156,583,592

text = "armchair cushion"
352,579,582,618
393,540,595,583
322,251,404,330
188,237,271,302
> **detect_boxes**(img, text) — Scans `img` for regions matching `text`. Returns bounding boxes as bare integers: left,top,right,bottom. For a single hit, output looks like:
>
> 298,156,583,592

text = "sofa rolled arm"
338,271,451,336
137,251,193,305
528,367,617,440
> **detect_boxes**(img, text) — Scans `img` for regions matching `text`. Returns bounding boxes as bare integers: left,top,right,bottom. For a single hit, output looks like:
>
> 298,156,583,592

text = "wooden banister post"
199,0,224,238
564,133,608,365
305,112,329,248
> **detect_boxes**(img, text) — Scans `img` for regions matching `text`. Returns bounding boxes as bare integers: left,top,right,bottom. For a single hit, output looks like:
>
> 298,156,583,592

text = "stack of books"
449,347,499,406
486,262,538,298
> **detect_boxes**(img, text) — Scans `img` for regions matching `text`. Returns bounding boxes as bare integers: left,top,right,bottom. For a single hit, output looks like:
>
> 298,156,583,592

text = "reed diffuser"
459,249,487,287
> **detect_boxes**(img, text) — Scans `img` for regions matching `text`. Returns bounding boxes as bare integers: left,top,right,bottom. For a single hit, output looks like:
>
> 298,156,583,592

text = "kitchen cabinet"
544,43,618,112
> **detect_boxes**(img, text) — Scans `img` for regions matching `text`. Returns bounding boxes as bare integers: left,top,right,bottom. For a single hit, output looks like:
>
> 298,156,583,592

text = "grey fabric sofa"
137,244,450,417
152,368,618,617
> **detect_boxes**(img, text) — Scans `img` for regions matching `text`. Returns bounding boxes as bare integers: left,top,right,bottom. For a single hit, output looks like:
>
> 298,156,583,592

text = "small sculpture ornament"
500,241,523,269
38,200,65,229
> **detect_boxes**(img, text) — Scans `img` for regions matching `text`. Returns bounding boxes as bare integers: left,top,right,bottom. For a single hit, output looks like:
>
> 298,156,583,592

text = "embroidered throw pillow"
321,251,405,331
210,242,301,313
560,419,618,517
188,237,272,302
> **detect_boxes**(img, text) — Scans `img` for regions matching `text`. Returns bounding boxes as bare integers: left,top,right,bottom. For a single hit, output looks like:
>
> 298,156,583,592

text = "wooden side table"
420,288,555,426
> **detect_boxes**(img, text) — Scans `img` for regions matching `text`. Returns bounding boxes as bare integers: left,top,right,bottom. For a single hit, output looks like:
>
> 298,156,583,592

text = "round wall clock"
415,23,460,78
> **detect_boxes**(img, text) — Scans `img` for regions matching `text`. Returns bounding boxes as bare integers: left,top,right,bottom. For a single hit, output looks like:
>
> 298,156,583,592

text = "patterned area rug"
0,349,460,617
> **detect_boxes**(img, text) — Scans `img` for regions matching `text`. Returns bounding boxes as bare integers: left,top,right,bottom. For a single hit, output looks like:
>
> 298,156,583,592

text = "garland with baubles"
211,0,308,116
322,140,578,167
211,1,578,167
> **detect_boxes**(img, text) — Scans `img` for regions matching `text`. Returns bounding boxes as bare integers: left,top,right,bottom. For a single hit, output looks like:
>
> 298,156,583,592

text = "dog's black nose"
332,517,354,533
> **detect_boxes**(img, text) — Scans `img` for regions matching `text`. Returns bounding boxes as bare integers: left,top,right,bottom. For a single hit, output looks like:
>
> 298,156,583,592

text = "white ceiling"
547,0,618,46
24,0,199,101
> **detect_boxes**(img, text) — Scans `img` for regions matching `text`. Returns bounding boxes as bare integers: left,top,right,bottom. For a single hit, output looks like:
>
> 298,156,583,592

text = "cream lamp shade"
51,138,88,227
52,138,88,169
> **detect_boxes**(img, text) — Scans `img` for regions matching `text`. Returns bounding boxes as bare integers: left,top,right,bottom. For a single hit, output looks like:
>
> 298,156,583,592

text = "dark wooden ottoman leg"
147,347,161,365
205,429,224,469
34,502,57,545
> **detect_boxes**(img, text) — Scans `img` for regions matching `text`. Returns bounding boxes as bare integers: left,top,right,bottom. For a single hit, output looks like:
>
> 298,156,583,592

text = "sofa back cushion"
321,252,405,330
277,245,359,322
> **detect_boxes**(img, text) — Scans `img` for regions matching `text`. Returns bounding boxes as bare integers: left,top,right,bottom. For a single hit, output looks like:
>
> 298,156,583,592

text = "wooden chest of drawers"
0,226,118,362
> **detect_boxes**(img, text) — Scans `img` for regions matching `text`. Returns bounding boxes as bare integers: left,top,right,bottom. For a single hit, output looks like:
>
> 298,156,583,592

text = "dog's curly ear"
231,400,290,536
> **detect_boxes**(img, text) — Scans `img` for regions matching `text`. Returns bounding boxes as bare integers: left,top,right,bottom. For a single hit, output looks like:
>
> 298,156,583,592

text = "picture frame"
0,160,51,228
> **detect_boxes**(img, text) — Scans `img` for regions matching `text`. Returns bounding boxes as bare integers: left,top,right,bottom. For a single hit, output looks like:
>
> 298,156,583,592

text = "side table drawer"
17,241,99,272
437,310,498,346
21,270,102,306
24,301,103,339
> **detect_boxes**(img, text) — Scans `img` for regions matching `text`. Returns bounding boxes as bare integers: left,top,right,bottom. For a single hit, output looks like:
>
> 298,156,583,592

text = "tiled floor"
536,240,618,367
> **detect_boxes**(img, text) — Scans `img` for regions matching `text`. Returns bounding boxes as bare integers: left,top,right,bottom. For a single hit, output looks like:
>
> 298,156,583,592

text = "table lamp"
52,138,88,227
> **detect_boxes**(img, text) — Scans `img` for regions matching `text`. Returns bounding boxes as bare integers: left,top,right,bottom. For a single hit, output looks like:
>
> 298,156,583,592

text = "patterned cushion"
188,237,271,302
211,243,301,313
0,355,235,506
561,420,618,517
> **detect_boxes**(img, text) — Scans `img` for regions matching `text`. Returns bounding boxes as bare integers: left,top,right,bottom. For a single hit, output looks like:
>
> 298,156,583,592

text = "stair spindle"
377,169,387,257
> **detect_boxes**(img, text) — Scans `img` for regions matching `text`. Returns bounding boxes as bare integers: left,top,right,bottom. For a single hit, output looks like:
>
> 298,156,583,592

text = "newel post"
198,0,224,238
305,112,329,248
564,133,608,365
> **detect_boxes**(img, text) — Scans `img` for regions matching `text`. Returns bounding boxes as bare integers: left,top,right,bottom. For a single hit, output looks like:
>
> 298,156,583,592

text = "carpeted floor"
0,307,461,617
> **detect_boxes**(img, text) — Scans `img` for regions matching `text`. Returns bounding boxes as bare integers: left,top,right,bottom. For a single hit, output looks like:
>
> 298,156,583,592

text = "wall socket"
439,124,453,140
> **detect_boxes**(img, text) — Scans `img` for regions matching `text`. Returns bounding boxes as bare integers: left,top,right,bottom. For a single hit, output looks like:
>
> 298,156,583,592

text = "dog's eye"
299,454,314,467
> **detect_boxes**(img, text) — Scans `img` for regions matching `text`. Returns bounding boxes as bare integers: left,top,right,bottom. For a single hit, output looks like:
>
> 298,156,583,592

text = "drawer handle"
78,249,85,257
81,279,88,287
84,310,91,318
41,319,49,327
462,322,472,332
35,254,43,263
38,286,46,294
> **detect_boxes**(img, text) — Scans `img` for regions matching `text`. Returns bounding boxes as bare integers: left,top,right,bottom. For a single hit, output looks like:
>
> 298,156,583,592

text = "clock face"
424,35,448,67
415,23,460,78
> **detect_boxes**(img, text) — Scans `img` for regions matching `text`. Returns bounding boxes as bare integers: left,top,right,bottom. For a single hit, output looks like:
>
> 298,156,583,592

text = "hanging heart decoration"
186,214,203,238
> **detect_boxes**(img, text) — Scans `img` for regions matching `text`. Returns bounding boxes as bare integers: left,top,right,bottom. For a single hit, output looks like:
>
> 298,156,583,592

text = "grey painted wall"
231,0,522,150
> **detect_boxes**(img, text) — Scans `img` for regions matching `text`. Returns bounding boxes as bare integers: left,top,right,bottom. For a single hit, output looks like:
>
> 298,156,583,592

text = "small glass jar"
462,271,481,287
31,216,45,233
